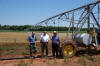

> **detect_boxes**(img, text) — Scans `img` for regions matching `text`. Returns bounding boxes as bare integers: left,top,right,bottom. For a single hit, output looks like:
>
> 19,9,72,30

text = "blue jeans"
30,43,37,57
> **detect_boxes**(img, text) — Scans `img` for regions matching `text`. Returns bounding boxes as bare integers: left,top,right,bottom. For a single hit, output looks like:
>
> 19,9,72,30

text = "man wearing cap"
27,32,37,57
40,31,50,56
52,31,60,57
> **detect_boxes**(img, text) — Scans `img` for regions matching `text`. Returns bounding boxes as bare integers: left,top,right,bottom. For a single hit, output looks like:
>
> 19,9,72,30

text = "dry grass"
0,32,29,43
0,32,100,66
0,32,68,44
0,55,100,66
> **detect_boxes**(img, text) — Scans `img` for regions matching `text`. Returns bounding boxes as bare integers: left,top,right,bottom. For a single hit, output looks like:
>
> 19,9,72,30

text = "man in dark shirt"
51,31,60,57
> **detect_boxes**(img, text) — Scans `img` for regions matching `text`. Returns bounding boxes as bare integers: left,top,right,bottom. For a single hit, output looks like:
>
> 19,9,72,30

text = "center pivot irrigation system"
34,0,100,57
0,1,100,60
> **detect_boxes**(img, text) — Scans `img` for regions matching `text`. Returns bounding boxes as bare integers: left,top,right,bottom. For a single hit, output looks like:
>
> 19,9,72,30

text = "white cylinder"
74,33,92,46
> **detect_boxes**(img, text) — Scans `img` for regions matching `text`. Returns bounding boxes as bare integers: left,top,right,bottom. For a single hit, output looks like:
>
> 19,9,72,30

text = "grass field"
0,32,68,56
0,32,68,44
0,32,100,66
0,32,29,43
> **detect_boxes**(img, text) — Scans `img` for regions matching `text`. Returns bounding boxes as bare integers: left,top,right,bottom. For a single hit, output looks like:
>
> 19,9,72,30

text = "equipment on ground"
34,1,100,58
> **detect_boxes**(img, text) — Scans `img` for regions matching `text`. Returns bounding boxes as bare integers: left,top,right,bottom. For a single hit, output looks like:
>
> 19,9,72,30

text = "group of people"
27,31,60,58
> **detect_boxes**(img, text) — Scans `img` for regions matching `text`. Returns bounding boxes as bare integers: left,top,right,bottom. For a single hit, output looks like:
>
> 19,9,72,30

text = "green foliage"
18,60,28,66
9,47,15,50
78,55,87,66
5,47,15,51
85,56,97,62
64,56,68,62
0,24,88,32
22,51,29,55
14,38,16,43
0,47,3,51
0,46,14,51
25,46,29,50
10,50,18,55
0,44,29,56
29,58,33,64
0,25,32,31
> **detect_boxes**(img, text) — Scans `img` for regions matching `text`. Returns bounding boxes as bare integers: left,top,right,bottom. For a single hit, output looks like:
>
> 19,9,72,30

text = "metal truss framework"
34,1,100,32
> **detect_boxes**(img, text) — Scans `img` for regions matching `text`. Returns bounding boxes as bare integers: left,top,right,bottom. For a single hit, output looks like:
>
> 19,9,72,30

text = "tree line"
0,24,88,31
0,24,32,31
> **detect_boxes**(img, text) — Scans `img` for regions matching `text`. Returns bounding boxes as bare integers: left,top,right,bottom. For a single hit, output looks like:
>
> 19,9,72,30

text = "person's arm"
58,37,60,43
35,36,37,41
48,35,50,40
58,36,60,47
40,35,42,43
47,35,50,43
27,36,30,42
27,36,30,45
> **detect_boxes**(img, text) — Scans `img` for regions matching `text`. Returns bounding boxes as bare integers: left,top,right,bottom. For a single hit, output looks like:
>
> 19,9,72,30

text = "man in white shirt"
40,31,50,56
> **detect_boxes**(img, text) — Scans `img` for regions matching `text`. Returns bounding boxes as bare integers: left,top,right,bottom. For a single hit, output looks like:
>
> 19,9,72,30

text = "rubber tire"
62,41,76,58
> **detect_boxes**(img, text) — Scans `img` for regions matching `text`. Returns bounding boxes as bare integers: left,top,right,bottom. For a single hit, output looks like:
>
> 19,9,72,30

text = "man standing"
27,32,37,57
40,31,50,57
52,31,60,57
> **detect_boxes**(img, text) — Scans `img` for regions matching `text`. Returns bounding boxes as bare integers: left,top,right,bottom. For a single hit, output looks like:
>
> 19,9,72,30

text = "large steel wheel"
62,41,76,58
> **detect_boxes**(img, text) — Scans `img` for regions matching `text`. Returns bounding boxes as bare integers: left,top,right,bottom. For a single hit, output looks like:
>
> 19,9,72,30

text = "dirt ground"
0,45,100,66
0,54,100,66
0,32,100,66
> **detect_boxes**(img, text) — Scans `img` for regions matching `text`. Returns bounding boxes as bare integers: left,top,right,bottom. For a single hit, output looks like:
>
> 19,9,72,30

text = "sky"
0,0,97,25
